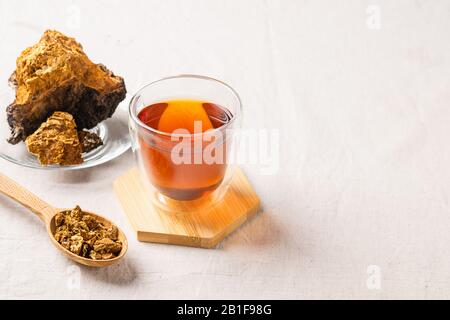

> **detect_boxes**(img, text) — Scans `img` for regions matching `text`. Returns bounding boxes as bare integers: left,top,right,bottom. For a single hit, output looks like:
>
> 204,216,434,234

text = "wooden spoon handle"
0,172,54,222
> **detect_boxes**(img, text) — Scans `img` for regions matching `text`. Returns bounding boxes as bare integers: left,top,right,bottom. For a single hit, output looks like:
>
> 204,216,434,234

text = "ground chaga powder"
54,206,122,260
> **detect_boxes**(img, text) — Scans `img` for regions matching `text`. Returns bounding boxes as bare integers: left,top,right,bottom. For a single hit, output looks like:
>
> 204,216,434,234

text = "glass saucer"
0,89,131,170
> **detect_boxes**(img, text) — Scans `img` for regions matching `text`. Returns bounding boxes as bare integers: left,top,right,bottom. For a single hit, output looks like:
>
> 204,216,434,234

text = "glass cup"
129,75,242,212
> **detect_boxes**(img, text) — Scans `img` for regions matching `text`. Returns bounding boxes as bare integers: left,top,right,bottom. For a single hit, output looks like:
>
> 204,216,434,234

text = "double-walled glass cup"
129,75,242,212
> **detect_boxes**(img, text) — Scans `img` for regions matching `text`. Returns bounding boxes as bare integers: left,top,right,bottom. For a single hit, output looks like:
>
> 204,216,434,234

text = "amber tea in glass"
137,100,232,200
129,75,241,209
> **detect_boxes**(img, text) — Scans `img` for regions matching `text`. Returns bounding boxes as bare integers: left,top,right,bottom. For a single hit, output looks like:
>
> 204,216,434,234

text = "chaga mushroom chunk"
6,30,126,144
25,112,83,166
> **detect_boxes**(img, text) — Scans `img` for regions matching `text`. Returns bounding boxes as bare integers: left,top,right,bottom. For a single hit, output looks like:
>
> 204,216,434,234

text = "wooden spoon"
0,171,128,267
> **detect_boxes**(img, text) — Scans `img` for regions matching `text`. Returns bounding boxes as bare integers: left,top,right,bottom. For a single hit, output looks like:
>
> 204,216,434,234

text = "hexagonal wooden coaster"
113,167,260,248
